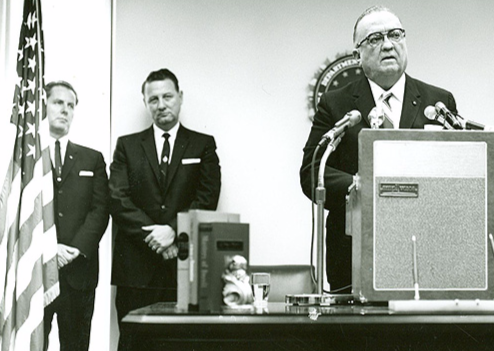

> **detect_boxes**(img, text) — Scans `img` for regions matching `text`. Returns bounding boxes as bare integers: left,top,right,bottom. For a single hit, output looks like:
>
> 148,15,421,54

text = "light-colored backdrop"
2,0,494,350
112,0,494,279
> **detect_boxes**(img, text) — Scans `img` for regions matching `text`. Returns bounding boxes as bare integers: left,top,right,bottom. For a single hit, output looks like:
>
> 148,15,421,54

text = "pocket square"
79,170,94,177
182,158,201,165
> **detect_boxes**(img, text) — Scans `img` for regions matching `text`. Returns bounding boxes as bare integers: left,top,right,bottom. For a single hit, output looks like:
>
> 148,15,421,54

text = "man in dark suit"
110,68,221,350
43,81,109,351
300,6,458,293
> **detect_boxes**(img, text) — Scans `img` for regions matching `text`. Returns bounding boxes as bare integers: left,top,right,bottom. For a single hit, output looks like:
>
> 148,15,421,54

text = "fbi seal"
308,54,362,120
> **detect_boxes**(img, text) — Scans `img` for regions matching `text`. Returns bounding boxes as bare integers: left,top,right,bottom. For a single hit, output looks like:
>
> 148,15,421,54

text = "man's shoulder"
69,141,104,157
406,75,453,96
323,76,368,99
116,127,152,143
179,125,215,141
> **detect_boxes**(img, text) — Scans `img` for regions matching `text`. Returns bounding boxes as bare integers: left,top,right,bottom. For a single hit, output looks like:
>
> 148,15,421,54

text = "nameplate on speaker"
379,183,419,198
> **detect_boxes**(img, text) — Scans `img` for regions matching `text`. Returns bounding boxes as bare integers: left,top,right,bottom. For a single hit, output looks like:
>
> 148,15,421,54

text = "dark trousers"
116,258,177,351
43,274,96,351
116,286,176,351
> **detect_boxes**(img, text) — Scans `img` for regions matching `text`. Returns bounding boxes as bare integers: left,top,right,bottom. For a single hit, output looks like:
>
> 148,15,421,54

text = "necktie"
380,92,395,129
160,133,170,189
55,140,63,179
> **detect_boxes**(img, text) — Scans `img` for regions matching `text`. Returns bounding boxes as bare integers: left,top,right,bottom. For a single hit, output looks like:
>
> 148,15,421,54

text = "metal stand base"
285,293,354,306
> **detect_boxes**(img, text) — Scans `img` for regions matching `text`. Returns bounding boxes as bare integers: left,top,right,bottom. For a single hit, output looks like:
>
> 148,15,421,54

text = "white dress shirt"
153,122,180,164
368,74,406,129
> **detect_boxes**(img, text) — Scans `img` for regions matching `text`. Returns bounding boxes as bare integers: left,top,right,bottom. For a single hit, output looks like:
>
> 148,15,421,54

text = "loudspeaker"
349,130,494,302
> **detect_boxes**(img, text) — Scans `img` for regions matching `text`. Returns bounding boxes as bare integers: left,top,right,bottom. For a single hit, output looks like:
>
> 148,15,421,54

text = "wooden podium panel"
351,130,494,302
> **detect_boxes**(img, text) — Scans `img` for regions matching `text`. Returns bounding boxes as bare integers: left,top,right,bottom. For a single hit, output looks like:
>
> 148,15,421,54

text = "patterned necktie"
54,140,62,179
160,133,171,189
380,92,395,129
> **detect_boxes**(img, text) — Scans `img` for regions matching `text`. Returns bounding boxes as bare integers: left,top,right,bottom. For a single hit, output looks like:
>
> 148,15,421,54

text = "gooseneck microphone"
318,110,362,145
455,114,493,131
426,103,493,131
435,102,462,130
368,107,383,129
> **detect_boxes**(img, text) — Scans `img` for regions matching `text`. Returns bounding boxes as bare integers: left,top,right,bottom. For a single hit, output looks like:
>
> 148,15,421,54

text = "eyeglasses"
356,28,406,49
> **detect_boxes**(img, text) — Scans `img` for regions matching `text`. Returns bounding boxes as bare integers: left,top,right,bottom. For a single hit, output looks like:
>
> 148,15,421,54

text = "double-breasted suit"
110,124,221,290
300,75,457,290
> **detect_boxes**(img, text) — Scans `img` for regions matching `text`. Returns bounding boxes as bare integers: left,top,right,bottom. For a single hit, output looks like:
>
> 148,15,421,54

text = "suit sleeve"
109,137,157,240
70,152,110,260
188,136,221,212
300,93,354,211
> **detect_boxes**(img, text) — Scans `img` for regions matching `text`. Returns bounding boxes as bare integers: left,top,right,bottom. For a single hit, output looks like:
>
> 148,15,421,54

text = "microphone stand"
286,132,355,306
315,134,343,294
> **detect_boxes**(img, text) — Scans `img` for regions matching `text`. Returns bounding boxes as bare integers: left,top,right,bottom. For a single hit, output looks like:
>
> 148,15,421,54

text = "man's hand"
57,244,81,268
161,244,178,260
143,224,176,254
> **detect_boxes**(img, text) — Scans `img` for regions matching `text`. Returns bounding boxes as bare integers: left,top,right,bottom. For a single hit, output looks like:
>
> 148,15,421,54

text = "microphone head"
435,101,447,114
347,110,362,127
367,107,377,121
424,105,437,121
367,107,383,129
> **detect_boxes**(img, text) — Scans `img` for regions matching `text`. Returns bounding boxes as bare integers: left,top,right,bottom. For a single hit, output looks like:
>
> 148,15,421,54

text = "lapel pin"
412,101,417,106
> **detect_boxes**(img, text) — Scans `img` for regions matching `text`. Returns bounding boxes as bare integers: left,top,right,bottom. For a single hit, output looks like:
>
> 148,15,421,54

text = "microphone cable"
309,142,352,294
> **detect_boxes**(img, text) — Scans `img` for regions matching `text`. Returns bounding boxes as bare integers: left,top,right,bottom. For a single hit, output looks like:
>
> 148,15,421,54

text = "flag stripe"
0,0,59,349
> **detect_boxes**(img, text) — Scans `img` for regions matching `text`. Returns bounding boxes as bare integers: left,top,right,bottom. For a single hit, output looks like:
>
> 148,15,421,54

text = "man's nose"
60,104,68,115
382,35,394,49
158,98,167,110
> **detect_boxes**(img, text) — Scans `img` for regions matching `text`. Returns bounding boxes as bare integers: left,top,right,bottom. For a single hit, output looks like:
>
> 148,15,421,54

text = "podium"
347,130,494,302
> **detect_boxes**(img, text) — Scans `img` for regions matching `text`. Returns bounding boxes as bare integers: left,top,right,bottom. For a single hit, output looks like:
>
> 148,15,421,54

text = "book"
198,222,250,312
176,210,240,311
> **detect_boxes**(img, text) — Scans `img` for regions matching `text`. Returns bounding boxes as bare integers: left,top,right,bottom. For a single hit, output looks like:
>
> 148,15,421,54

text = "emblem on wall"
308,53,362,120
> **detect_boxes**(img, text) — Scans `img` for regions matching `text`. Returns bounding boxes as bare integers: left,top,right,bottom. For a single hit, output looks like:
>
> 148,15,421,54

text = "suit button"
161,205,166,210
56,177,62,182
58,212,63,217
58,190,63,195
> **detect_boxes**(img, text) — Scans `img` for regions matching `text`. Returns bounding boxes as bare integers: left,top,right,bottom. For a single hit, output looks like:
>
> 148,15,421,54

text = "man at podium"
300,5,458,293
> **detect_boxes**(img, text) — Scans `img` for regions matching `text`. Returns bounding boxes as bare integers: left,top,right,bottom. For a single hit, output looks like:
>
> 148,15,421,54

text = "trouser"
43,274,95,351
115,286,176,351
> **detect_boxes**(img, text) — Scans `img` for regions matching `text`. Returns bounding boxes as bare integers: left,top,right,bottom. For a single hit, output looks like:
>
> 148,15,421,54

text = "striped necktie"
380,92,395,129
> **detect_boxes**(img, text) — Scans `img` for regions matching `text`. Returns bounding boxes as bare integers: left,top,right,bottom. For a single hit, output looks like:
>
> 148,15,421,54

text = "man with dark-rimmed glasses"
300,5,458,293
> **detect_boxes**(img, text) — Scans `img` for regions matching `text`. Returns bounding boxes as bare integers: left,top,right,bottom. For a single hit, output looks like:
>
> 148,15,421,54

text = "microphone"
435,102,463,130
319,110,361,145
368,107,383,129
424,105,453,129
455,115,493,131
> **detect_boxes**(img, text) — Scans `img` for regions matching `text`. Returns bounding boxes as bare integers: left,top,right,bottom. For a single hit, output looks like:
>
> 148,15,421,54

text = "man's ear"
353,49,360,59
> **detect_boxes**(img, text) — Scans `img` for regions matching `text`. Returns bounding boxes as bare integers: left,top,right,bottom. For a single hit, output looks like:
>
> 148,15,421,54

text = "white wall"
2,0,494,350
0,0,111,350
112,0,494,346
113,0,494,265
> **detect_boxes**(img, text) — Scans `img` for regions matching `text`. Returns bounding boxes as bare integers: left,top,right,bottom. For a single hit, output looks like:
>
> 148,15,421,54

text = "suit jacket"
300,74,457,288
54,141,110,291
110,124,221,288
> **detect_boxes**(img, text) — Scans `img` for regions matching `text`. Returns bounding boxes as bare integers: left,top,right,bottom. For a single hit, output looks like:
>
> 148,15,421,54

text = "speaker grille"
374,176,486,290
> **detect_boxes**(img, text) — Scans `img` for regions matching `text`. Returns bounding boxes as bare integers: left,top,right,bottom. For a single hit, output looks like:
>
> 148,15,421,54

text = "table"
122,302,494,351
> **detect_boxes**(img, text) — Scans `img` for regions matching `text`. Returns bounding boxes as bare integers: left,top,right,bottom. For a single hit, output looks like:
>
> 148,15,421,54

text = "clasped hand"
142,224,178,260
57,244,81,268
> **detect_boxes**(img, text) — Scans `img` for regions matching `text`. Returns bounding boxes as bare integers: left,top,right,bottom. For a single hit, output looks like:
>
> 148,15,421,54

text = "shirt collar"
368,73,406,103
153,122,180,142
49,134,69,150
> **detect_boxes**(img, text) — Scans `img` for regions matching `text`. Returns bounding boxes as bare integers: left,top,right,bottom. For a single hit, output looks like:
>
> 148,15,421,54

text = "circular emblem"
308,53,362,120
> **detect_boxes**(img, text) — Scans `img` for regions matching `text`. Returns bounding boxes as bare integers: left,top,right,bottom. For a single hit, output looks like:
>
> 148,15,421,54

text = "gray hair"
352,5,401,45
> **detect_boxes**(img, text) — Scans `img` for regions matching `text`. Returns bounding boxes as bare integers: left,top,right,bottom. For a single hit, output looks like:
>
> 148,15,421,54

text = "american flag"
0,0,59,350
